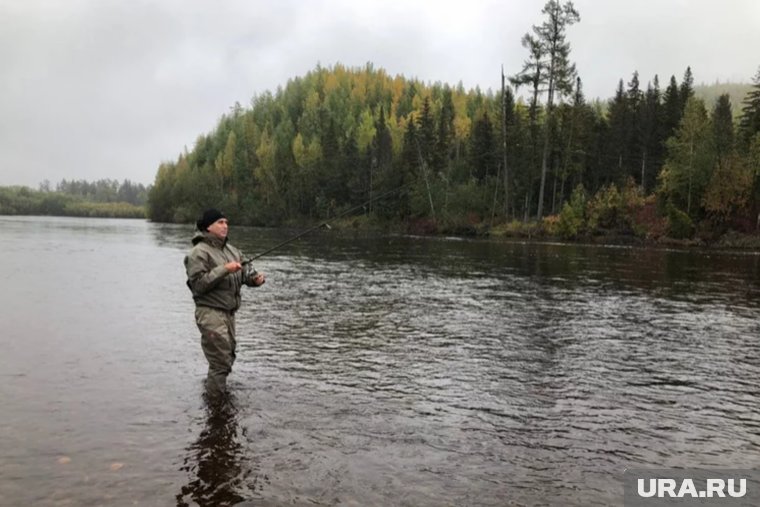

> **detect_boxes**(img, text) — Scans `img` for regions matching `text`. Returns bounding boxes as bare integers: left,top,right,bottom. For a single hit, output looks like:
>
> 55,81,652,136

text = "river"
1,215,759,506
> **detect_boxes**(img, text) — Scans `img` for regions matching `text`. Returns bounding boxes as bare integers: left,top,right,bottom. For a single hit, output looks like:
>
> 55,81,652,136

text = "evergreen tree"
508,104,534,220
470,112,496,182
254,128,278,211
374,107,394,174
396,81,417,120
511,33,545,220
319,112,340,191
436,86,455,173
215,131,237,193
606,79,630,184
397,119,419,218
556,77,590,206
626,71,643,183
340,134,361,208
521,0,581,219
274,118,297,215
738,66,760,150
401,119,419,177
638,76,662,192
242,112,261,181
417,96,437,170
679,66,694,110
712,93,735,162
662,75,682,142
586,103,609,192
501,75,516,217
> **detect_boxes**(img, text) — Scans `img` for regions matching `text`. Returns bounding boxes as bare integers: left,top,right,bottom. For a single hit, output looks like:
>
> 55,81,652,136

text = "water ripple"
1,218,760,505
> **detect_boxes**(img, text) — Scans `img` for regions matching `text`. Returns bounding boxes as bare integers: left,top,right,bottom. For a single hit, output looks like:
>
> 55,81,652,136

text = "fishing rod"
242,181,412,265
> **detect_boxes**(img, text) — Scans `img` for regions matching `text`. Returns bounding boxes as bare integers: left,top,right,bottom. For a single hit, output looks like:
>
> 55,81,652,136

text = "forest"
0,179,148,218
146,1,760,244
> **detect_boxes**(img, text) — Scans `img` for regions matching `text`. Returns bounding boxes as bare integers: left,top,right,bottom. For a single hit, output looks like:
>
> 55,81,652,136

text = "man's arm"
185,250,241,295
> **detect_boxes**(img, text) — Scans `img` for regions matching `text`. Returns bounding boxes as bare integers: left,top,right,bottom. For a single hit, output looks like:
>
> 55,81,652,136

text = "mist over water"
1,216,759,506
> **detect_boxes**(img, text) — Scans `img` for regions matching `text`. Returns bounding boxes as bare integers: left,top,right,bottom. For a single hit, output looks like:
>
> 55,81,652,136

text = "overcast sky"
1,0,759,187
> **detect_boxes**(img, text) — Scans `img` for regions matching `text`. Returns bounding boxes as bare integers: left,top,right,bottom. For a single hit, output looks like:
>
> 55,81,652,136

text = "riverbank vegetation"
0,179,148,218
146,5,760,248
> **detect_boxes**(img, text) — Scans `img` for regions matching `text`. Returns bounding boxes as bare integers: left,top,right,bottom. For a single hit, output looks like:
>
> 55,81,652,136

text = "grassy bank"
316,210,760,250
0,186,146,219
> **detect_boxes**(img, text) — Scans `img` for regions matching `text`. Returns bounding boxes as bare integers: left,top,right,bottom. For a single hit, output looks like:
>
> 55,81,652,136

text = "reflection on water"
176,395,263,507
1,216,760,506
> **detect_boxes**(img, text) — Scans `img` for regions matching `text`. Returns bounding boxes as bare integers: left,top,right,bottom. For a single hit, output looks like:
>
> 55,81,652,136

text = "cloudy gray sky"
1,0,758,187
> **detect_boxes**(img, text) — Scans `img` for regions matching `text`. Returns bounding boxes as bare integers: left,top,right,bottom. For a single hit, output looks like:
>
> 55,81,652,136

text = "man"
184,208,265,399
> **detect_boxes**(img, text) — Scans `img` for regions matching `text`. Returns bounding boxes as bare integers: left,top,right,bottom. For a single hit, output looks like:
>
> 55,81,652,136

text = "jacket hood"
191,231,228,248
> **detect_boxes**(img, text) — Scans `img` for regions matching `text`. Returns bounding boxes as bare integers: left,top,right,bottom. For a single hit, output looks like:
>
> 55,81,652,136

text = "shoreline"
5,212,760,251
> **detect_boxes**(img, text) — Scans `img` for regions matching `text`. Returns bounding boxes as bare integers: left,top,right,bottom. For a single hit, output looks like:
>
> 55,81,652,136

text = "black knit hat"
196,208,227,231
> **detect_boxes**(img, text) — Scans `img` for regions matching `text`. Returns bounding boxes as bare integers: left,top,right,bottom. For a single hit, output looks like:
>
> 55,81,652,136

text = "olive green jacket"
184,231,257,312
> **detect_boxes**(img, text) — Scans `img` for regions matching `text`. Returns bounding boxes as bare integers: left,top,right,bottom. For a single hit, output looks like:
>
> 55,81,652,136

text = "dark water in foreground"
1,216,760,506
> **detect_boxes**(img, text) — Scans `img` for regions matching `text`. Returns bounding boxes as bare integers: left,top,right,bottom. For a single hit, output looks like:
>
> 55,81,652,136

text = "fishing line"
242,179,414,265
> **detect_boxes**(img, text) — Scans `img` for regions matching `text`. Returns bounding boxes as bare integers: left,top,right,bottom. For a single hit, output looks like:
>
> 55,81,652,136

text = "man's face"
207,218,229,239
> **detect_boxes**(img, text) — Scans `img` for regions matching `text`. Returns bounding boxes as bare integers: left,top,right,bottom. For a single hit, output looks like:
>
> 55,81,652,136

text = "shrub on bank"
666,204,695,239
489,219,543,238
632,196,667,240
556,185,587,239
63,201,146,218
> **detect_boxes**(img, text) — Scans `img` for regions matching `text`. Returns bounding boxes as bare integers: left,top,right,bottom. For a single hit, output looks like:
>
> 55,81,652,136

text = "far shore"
5,212,760,251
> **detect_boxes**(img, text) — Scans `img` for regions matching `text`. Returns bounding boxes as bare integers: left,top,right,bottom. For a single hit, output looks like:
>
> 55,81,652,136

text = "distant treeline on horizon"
0,178,148,218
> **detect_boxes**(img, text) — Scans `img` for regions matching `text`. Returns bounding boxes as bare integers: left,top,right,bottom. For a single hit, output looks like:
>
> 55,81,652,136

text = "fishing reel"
243,262,258,281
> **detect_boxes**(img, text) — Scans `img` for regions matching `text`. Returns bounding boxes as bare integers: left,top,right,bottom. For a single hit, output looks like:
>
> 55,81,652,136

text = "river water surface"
1,216,760,506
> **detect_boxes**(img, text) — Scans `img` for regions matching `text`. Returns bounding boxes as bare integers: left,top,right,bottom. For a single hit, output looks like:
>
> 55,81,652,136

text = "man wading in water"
184,208,265,401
